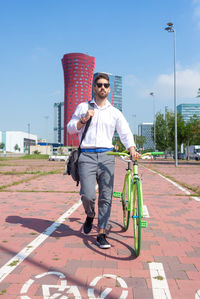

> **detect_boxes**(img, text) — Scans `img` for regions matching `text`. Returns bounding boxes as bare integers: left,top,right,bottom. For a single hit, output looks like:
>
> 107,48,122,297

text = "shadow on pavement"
5,215,137,260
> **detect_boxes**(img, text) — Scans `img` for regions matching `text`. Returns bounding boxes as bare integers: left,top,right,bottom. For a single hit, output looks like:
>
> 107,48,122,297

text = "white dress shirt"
67,99,135,150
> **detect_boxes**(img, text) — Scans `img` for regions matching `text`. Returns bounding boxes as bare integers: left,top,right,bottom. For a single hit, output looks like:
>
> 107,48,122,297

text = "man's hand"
83,109,95,122
128,146,140,160
77,109,95,130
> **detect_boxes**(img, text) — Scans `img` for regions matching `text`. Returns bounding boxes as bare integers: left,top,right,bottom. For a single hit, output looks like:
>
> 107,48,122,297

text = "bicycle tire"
133,179,142,256
121,174,132,230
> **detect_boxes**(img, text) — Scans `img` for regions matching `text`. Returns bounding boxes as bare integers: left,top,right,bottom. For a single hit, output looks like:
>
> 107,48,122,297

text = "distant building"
177,103,200,122
54,102,64,143
138,123,154,149
0,131,37,153
61,53,96,146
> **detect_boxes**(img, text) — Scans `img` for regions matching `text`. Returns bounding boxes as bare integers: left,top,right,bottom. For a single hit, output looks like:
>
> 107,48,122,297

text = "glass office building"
177,103,200,122
138,123,154,149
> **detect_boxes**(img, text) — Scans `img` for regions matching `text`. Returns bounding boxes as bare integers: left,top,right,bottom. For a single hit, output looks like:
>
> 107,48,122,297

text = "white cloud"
155,67,200,100
124,66,200,103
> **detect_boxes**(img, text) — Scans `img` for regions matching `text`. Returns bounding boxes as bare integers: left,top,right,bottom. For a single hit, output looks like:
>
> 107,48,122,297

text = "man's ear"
92,85,96,94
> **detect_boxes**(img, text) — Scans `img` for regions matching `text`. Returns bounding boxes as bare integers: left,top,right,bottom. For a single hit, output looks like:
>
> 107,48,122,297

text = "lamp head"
165,26,174,32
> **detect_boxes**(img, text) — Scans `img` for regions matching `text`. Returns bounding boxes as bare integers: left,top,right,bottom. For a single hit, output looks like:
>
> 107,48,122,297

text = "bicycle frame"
108,150,164,256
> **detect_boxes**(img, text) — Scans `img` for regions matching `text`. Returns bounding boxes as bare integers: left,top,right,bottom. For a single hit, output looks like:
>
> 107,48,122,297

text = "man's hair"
94,73,109,85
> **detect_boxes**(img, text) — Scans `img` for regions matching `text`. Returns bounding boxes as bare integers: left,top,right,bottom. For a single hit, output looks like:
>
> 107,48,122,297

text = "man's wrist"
80,117,87,124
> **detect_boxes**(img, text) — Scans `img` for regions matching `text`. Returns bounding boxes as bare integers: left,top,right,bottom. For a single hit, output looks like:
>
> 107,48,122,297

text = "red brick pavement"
0,158,199,298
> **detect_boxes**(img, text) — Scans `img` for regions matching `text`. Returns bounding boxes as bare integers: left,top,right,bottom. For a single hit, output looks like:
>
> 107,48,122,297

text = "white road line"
149,262,172,299
0,199,82,283
147,168,200,202
143,205,150,218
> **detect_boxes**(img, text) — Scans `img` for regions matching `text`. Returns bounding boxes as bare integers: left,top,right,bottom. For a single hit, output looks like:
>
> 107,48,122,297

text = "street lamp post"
165,22,178,167
149,92,156,151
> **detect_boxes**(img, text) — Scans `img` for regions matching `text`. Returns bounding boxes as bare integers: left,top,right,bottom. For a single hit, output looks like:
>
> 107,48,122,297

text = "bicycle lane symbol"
88,274,128,299
20,272,128,299
20,271,81,299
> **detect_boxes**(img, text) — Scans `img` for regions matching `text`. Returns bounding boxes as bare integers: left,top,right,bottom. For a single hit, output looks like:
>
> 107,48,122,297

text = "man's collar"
91,98,111,108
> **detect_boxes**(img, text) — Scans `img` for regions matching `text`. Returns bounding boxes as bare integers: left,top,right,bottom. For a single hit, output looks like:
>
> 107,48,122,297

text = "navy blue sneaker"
96,234,111,249
82,216,94,234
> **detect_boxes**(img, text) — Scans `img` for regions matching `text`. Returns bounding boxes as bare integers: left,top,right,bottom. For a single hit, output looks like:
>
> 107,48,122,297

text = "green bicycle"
107,151,164,257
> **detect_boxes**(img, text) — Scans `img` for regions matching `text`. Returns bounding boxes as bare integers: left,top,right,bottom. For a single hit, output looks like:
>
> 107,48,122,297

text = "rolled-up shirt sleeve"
67,103,86,134
115,110,136,149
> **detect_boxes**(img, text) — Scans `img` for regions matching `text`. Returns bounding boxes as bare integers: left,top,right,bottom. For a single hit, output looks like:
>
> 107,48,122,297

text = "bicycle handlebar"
107,151,164,159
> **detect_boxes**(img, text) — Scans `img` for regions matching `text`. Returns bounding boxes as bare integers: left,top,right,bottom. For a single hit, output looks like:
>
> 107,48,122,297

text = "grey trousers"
78,151,115,229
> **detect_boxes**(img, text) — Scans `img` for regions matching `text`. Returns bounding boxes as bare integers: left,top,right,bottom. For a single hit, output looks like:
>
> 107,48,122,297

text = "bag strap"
79,102,94,147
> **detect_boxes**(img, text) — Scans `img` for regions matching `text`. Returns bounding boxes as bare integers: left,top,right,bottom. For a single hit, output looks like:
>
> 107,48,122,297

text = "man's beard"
97,91,108,99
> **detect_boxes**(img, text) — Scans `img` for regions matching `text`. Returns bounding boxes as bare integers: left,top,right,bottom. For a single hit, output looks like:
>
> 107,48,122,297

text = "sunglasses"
96,83,110,89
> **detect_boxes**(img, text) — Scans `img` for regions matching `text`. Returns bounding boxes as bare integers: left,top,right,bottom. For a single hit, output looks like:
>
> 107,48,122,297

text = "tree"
135,135,146,149
112,137,126,152
154,112,169,151
155,110,188,153
14,144,20,152
0,142,5,150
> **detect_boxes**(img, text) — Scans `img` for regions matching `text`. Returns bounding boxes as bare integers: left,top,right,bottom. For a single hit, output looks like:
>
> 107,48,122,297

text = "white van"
185,145,200,160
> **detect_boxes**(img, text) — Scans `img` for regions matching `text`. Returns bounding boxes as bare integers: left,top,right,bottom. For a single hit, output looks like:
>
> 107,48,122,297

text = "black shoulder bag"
65,103,93,186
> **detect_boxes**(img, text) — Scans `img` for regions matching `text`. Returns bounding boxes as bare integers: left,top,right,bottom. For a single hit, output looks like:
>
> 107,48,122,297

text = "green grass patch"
20,154,49,160
0,170,62,175
0,289,6,295
9,260,19,266
153,275,164,280
0,170,62,191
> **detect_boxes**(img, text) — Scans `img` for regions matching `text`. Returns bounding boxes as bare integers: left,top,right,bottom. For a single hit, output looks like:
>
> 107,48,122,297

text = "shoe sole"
96,241,111,249
82,225,92,235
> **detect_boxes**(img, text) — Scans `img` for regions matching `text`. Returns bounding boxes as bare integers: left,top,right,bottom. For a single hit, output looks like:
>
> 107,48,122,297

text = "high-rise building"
93,73,122,112
54,102,64,144
177,103,200,122
62,53,96,146
138,123,154,149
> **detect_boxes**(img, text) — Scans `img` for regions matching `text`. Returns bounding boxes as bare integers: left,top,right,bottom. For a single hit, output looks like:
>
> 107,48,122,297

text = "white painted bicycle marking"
88,274,128,299
21,271,82,299
21,272,128,299
149,262,171,299
0,200,82,283
195,289,200,299
143,205,150,218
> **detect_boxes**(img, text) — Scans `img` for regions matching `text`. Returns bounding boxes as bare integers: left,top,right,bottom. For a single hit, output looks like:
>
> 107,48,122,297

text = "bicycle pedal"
141,221,148,228
113,191,121,198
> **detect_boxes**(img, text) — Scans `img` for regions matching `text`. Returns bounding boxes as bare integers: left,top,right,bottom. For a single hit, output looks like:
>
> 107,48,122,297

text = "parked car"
177,152,186,160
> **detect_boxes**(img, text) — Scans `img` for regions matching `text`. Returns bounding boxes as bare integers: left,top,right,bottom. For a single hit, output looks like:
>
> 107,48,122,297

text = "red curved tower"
62,53,96,146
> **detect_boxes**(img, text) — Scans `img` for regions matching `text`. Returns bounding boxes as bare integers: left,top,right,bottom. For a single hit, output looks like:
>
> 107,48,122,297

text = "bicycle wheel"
121,174,132,230
133,179,142,256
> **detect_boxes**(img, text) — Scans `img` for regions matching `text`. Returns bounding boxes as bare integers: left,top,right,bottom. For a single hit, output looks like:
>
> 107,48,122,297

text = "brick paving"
0,158,199,298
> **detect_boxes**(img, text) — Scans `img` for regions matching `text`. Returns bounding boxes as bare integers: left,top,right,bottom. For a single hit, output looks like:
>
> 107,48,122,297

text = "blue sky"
0,0,200,141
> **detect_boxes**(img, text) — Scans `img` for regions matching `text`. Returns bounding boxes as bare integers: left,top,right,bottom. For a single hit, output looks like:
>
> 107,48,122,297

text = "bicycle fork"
132,162,148,228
